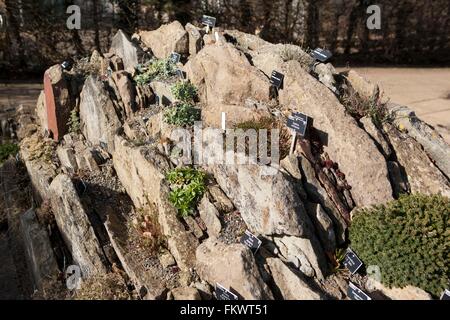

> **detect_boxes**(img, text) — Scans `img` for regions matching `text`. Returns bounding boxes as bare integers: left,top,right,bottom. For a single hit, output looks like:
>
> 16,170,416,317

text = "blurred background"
0,0,449,139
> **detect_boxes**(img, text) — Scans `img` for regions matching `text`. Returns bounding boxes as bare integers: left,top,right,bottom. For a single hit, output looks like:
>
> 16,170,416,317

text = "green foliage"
166,167,206,217
171,81,197,103
349,194,450,297
134,58,177,84
164,102,201,127
0,142,19,164
67,109,80,133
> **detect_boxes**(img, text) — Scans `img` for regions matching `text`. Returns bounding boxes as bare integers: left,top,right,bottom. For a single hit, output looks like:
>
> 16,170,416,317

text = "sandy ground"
346,68,450,144
1,68,450,144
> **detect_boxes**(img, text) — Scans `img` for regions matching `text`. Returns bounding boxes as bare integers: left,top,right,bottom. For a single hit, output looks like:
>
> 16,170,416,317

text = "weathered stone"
345,70,379,101
79,76,122,154
184,43,272,127
135,83,155,110
196,238,273,300
312,63,338,93
49,174,108,276
36,90,47,133
20,134,58,201
103,210,167,300
266,258,324,300
278,60,393,207
211,163,314,237
185,23,203,56
111,71,137,117
150,81,175,106
388,103,450,178
43,64,72,141
384,124,450,197
171,287,202,300
366,278,432,300
159,251,176,268
198,195,222,238
224,30,272,52
207,185,234,213
360,116,392,159
273,236,327,280
193,281,213,300
139,21,189,59
109,29,143,71
20,209,59,291
57,146,78,172
113,135,198,269
305,202,336,253
299,156,347,244
280,155,308,200
184,216,204,239
83,148,100,172
387,161,410,198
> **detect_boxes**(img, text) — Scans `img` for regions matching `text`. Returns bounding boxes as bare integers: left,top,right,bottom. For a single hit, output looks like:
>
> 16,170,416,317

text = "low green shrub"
166,167,206,217
349,194,449,297
164,102,201,126
134,58,177,84
0,142,19,164
171,81,197,103
67,109,80,133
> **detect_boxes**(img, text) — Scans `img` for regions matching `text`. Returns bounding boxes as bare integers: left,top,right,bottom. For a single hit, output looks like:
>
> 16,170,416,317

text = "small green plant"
134,58,177,85
67,109,80,133
0,142,19,164
166,167,206,217
171,81,197,103
349,194,449,297
164,102,201,126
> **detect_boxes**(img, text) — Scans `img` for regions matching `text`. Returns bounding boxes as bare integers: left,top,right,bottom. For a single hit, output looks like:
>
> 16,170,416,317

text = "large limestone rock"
20,209,59,290
278,60,393,207
224,30,271,52
139,21,189,59
109,29,143,71
49,174,108,276
266,258,324,300
196,239,273,300
198,195,222,238
111,71,137,117
273,236,327,280
185,23,203,56
112,135,198,269
389,104,450,178
360,116,392,159
211,163,314,238
384,124,450,197
345,70,379,101
366,278,432,300
304,202,336,253
79,76,122,153
184,43,272,127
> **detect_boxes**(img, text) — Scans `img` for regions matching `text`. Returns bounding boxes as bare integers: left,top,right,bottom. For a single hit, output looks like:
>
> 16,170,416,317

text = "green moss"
0,142,19,164
349,194,450,297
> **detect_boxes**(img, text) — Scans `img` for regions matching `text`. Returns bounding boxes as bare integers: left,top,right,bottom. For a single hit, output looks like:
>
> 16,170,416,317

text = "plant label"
348,282,372,300
441,289,450,300
202,15,217,28
311,48,333,63
176,69,186,79
170,52,181,64
270,70,284,89
61,60,73,71
287,112,309,137
215,283,238,300
240,230,262,255
343,248,364,274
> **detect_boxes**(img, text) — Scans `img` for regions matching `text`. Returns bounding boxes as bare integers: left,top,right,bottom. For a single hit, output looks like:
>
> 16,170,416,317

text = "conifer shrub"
171,81,197,103
349,194,449,297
